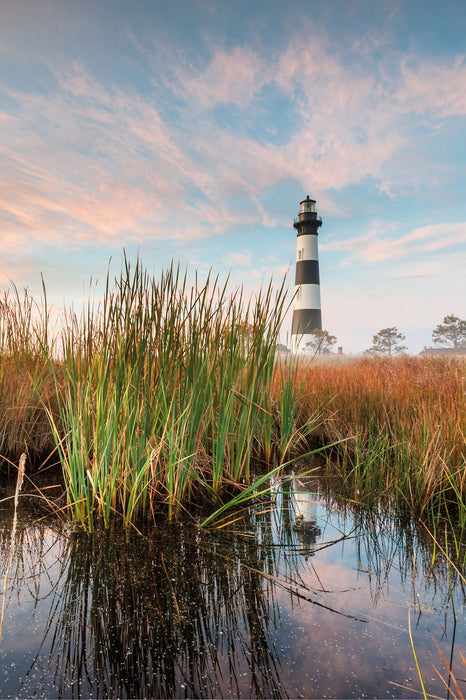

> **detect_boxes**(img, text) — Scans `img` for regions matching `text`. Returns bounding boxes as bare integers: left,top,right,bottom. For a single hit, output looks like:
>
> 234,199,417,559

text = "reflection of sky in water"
0,483,465,699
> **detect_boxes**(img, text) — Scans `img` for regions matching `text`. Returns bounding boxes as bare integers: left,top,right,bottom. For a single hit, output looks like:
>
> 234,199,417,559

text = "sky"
1,0,465,354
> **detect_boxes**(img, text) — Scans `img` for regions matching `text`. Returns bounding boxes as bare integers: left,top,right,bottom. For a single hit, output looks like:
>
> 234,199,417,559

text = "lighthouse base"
291,308,322,354
291,334,318,354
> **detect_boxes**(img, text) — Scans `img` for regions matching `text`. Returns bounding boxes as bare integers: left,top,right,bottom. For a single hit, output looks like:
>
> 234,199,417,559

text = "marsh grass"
0,284,57,463
298,355,466,524
0,261,465,531
13,258,314,530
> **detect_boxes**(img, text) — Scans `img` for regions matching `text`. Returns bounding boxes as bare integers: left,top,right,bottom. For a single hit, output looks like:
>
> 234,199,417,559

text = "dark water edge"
0,474,465,699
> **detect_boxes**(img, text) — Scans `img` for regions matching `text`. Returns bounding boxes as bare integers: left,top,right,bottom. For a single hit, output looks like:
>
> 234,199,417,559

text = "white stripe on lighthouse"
296,234,319,261
294,283,321,310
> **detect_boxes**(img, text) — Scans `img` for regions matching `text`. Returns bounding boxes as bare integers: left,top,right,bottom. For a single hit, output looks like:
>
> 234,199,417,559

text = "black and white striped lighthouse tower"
291,196,322,352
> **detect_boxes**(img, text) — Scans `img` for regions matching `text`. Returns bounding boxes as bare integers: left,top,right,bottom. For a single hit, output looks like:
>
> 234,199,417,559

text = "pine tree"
432,315,466,348
367,327,407,356
305,329,337,354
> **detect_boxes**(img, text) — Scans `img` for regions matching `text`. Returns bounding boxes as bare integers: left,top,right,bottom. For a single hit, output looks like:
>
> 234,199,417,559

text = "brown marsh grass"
295,354,466,523
0,286,58,464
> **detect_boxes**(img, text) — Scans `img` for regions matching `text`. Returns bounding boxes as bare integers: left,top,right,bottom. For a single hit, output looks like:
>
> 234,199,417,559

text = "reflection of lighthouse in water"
292,476,321,556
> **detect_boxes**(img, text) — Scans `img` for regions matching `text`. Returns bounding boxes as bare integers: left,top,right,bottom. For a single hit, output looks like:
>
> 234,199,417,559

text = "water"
0,475,465,698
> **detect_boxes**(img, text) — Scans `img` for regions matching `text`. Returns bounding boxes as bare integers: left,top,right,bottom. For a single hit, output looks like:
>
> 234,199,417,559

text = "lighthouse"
291,196,322,353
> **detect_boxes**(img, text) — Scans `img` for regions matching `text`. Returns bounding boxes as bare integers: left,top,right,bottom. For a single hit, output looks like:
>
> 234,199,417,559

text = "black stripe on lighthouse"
294,260,320,286
292,309,322,335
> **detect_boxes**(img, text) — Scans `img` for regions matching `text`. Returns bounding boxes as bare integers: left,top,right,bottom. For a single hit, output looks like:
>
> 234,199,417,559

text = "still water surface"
0,476,465,698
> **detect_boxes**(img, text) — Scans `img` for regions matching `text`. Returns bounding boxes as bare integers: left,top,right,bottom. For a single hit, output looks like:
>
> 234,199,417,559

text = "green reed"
42,257,302,530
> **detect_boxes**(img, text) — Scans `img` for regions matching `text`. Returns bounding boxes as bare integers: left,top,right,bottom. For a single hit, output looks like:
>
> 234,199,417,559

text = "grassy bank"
297,355,466,526
1,262,465,530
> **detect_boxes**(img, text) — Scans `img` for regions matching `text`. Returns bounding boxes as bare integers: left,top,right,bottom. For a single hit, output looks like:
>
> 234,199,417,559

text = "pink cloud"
2,37,466,260
398,55,466,117
173,46,266,109
321,222,466,264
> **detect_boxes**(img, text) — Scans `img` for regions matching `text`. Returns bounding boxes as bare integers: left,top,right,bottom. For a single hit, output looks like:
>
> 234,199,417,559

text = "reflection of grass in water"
25,500,369,698
282,474,466,699
0,489,68,662
350,511,465,700
426,633,466,700
310,463,466,587
0,454,26,647
32,523,288,699
0,511,67,595
1,487,466,699
9,494,365,698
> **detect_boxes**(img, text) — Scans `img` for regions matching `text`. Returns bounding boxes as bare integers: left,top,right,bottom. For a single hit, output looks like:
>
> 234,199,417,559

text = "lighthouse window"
298,248,304,260
301,199,316,213
296,287,302,300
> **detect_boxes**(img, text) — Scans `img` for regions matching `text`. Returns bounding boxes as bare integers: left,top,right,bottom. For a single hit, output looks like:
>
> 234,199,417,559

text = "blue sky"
1,0,465,353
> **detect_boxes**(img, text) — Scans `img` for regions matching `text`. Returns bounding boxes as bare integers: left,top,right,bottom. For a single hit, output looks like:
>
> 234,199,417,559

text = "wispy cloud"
321,221,466,263
227,250,253,267
174,46,266,109
397,55,466,118
1,18,466,266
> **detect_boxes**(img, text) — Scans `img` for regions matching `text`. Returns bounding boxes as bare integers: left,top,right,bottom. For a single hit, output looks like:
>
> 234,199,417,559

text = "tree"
432,315,466,348
367,327,407,356
305,329,337,354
